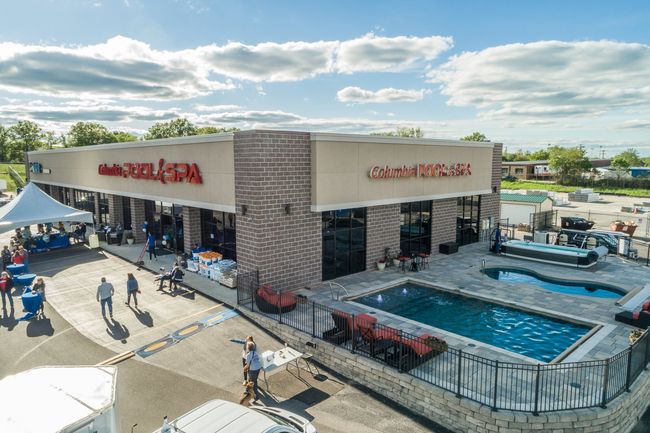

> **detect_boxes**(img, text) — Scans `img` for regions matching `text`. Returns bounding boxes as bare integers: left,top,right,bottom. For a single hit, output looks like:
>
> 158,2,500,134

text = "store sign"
369,163,472,179
98,159,203,184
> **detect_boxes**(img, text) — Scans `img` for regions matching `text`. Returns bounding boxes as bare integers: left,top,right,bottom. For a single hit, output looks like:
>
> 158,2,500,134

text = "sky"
1,0,649,156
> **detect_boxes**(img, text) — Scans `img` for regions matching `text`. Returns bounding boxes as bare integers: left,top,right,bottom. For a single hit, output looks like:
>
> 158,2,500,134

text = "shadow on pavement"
0,308,18,331
29,246,110,277
105,317,130,343
131,306,154,327
26,317,54,337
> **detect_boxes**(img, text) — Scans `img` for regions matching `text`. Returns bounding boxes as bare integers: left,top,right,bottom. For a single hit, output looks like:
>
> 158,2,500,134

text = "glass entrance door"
456,196,481,246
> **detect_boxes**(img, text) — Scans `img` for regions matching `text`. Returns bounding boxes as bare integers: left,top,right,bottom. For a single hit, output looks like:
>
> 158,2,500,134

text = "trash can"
88,234,100,249
533,231,549,244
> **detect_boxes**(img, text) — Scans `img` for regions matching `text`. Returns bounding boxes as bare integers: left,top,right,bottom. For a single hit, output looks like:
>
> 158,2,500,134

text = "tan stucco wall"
28,137,235,212
312,138,494,211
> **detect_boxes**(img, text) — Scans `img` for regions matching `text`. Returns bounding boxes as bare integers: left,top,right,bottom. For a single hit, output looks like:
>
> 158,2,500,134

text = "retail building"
28,130,502,289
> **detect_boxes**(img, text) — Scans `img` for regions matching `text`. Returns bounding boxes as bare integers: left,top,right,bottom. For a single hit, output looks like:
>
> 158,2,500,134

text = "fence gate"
236,270,259,308
530,210,555,231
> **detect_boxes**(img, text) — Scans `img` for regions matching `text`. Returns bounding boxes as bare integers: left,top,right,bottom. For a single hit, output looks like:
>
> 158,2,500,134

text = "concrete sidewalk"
100,241,238,306
29,245,229,354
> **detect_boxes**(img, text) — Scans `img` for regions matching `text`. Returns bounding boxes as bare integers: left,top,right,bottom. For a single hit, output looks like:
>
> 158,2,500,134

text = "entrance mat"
135,309,239,358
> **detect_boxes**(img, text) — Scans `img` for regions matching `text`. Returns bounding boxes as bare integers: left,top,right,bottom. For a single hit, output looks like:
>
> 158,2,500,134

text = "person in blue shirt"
244,341,263,402
147,232,157,261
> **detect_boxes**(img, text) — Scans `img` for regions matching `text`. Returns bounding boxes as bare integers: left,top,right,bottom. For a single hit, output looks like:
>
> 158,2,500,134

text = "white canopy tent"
0,182,94,232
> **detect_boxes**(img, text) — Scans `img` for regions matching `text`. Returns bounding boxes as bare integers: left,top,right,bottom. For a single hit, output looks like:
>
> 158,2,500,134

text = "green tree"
529,149,550,161
0,125,8,161
612,149,644,169
371,127,424,138
547,146,592,184
460,132,489,142
43,131,62,149
144,118,198,140
196,126,240,135
111,131,137,142
6,121,44,161
67,122,115,147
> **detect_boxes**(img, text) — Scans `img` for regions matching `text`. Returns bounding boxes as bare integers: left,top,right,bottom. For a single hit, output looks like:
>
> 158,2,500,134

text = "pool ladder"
329,282,349,301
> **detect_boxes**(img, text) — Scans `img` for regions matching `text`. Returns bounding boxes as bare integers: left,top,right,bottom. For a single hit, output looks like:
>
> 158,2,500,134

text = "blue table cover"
21,289,42,318
15,273,36,286
7,263,26,276
31,233,70,253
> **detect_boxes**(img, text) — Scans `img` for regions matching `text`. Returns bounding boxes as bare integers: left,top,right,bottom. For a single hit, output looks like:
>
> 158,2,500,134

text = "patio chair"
255,284,297,314
323,310,354,344
354,313,399,359
387,333,448,372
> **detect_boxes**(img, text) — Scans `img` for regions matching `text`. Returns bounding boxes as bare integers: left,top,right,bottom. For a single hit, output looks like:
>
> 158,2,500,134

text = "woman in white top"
242,335,255,382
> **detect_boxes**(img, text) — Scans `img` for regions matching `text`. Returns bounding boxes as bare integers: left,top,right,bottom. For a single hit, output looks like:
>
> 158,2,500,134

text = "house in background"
502,159,612,180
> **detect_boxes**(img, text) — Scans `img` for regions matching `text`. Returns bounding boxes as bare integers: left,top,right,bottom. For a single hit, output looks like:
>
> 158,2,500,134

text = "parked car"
560,216,595,231
152,399,317,433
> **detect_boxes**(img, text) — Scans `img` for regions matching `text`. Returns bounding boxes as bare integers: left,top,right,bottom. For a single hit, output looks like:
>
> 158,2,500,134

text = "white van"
153,399,317,433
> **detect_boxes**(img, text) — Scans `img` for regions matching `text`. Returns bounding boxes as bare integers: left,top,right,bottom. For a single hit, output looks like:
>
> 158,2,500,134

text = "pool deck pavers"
304,242,650,364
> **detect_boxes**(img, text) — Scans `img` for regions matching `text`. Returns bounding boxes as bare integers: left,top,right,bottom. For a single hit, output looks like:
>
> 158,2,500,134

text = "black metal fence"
236,275,650,413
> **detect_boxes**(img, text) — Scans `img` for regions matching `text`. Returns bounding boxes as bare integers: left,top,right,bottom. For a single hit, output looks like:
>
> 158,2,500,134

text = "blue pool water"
482,268,624,299
354,283,591,362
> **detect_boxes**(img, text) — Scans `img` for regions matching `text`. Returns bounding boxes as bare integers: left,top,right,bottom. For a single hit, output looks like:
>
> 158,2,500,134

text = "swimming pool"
482,267,624,299
353,283,592,363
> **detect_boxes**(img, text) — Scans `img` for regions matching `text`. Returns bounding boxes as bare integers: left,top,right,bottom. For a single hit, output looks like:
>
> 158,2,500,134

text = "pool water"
482,268,623,299
354,283,591,363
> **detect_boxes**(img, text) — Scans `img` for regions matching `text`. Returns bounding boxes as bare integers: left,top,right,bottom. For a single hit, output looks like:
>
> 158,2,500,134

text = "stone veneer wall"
233,130,321,290
244,309,650,433
130,198,146,243
430,198,457,255
182,206,201,252
365,204,401,269
107,194,123,226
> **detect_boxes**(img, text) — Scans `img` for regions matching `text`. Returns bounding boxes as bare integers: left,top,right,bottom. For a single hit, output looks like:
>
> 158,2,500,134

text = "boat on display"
500,240,608,268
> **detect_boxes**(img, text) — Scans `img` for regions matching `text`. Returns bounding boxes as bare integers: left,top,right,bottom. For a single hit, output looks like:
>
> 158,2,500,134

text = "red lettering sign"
368,162,472,179
98,159,203,185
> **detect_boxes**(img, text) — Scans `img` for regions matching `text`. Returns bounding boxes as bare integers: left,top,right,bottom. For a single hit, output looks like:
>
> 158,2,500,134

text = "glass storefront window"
200,209,236,260
74,189,96,223
97,193,109,225
400,201,432,257
322,207,366,281
456,196,481,246
146,200,184,252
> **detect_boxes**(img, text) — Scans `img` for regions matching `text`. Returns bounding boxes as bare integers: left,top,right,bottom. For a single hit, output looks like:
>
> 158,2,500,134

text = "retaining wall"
243,309,650,433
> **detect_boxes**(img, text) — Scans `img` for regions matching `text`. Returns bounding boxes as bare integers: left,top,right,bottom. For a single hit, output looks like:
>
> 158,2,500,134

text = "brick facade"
365,204,400,269
430,198,457,254
130,198,146,243
107,194,123,226
479,143,503,228
234,130,321,290
182,206,201,252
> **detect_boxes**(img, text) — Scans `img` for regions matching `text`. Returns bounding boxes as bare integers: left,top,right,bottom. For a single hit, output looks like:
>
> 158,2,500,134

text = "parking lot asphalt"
3,245,448,433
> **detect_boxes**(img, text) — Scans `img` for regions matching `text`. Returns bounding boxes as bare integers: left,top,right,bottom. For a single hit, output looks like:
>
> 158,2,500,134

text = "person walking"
125,273,140,307
242,336,255,382
33,277,46,316
96,277,115,319
147,232,157,261
244,341,262,403
0,271,14,311
1,246,12,271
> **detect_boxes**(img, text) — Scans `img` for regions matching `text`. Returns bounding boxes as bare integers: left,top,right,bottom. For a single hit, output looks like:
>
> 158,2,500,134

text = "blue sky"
1,0,649,156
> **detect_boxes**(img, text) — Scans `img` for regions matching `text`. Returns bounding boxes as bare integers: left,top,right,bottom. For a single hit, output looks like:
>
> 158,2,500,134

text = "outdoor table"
31,232,70,253
21,287,42,319
15,273,36,287
7,263,26,277
261,347,304,391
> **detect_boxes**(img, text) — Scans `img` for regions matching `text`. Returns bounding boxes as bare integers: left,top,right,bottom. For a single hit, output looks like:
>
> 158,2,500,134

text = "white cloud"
336,33,453,73
428,40,650,119
337,86,429,103
0,33,452,100
618,119,650,129
0,36,234,100
193,104,242,112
